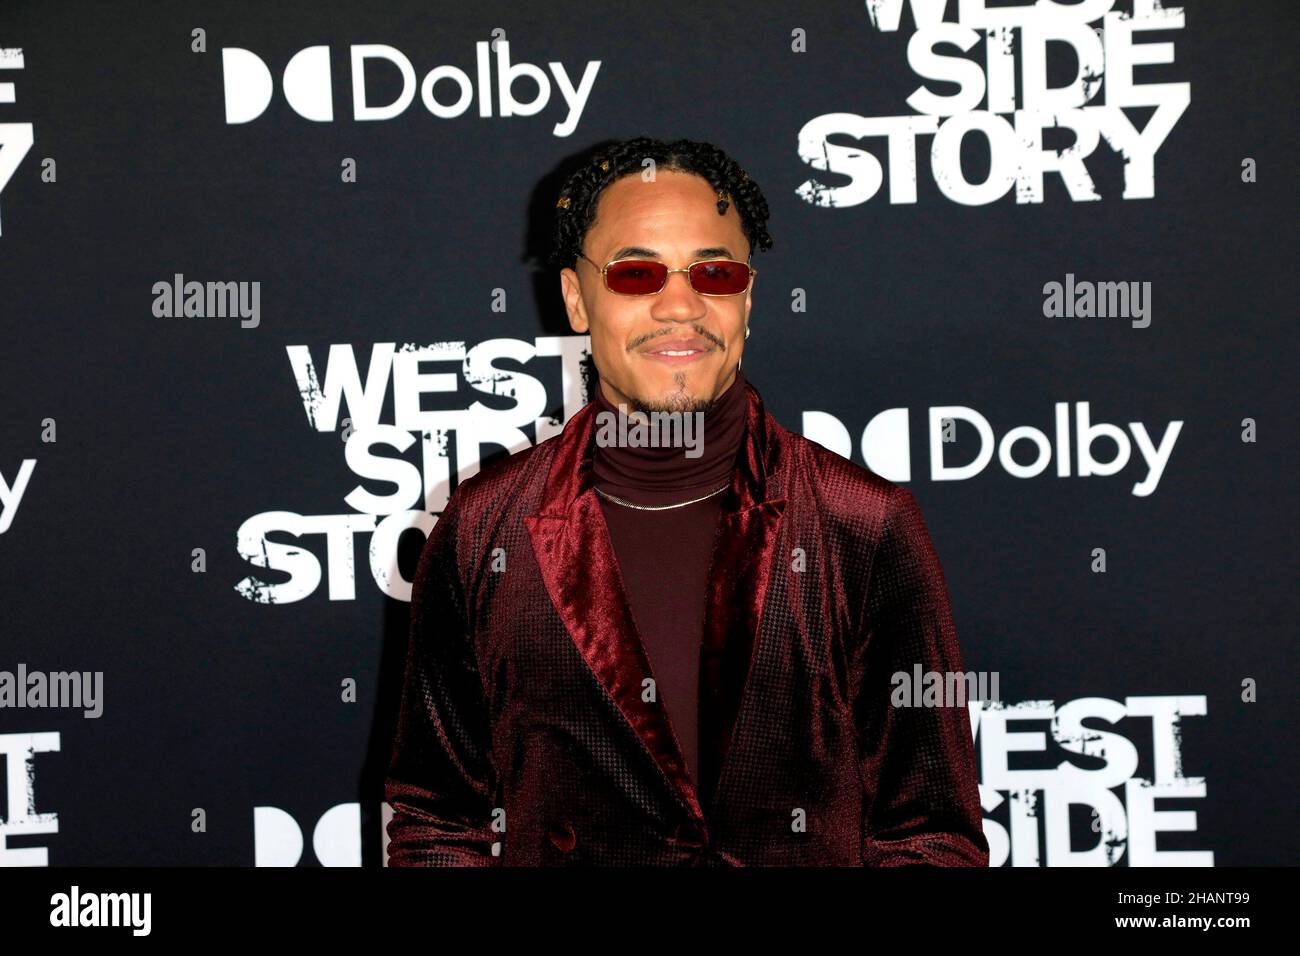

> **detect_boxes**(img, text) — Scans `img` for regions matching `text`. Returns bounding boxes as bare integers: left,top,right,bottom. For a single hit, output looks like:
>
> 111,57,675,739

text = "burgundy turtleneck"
589,366,748,804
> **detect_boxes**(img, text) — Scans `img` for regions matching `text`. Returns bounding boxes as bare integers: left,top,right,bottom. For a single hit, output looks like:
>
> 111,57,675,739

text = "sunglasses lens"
689,260,751,295
605,260,667,294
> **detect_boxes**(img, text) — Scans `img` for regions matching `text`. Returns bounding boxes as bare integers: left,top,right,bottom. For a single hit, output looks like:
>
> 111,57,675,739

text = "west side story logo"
798,0,1191,206
974,695,1211,866
234,338,590,605
0,48,35,236
235,339,1184,605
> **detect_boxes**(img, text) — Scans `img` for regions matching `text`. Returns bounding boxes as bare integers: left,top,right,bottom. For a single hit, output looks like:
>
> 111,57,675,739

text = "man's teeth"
659,349,698,355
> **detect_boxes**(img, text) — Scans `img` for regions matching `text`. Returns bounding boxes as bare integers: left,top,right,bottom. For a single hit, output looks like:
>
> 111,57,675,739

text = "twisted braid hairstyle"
549,137,773,272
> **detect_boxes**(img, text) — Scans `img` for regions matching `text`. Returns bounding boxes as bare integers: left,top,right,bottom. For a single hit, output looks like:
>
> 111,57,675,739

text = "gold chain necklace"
594,482,729,511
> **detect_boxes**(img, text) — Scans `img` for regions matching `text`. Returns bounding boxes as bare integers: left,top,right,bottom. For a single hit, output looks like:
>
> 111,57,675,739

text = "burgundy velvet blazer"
385,378,989,866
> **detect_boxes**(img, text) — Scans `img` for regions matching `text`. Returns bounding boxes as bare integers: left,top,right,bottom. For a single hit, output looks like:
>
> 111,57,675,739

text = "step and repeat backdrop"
0,1,1295,867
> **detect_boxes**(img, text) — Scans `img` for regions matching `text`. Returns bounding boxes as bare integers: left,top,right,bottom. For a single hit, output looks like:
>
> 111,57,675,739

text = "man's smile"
638,332,717,365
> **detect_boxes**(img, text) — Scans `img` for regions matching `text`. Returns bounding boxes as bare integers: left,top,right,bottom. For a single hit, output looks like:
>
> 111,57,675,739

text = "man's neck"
591,368,748,500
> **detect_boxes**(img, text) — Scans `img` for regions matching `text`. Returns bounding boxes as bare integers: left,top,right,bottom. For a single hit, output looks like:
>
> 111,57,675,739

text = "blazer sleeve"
384,491,499,866
853,485,989,867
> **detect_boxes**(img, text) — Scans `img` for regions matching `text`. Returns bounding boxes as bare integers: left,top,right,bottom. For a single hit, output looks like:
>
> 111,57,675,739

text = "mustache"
628,326,726,351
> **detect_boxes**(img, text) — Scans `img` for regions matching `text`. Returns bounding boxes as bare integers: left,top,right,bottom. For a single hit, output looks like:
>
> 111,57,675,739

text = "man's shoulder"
449,432,558,517
775,418,911,534
427,432,560,570
773,418,945,611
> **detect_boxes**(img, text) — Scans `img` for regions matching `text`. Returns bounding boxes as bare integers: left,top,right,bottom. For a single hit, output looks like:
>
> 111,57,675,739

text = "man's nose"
652,270,706,319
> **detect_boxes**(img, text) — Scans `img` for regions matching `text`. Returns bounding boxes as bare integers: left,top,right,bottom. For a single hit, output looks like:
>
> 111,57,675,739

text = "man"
384,137,989,866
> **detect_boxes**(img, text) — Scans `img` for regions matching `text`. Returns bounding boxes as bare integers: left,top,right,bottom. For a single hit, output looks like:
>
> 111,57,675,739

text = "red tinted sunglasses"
578,252,756,296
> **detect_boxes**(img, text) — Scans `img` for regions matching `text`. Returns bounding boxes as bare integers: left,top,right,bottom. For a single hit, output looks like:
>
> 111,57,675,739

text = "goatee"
628,373,718,416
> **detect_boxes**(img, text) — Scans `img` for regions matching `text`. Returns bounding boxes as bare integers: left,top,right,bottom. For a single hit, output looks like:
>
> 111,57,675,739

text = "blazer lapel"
698,385,786,818
524,379,787,831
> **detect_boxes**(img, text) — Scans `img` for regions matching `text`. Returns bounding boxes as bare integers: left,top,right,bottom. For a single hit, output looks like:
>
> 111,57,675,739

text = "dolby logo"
803,402,1183,497
220,41,600,137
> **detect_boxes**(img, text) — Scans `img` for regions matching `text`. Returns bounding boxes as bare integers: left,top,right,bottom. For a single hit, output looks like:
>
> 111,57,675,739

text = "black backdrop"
0,0,1296,866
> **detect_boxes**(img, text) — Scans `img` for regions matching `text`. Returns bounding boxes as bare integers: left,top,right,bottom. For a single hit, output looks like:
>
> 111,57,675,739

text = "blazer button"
548,820,577,852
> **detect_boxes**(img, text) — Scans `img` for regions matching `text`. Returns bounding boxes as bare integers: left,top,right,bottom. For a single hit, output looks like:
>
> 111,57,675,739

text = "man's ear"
561,267,589,333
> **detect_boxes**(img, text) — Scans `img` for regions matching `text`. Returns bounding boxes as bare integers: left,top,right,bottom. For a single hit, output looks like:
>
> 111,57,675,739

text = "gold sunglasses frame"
578,252,757,297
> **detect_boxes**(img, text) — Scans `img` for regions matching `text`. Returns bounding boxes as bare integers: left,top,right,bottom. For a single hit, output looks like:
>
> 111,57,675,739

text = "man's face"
560,169,753,415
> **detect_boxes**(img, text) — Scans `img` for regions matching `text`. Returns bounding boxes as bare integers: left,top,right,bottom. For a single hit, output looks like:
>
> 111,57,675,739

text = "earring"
745,325,751,339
